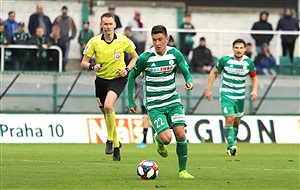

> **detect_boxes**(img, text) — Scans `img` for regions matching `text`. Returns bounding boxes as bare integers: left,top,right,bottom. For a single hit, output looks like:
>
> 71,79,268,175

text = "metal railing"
0,44,63,72
0,71,299,114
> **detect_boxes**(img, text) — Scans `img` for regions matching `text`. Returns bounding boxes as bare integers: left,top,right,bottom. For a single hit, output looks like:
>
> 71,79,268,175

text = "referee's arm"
81,55,97,71
126,50,139,71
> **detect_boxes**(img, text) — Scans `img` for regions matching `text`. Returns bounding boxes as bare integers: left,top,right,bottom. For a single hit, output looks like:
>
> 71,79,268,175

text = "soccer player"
81,13,138,161
128,25,195,179
205,38,258,156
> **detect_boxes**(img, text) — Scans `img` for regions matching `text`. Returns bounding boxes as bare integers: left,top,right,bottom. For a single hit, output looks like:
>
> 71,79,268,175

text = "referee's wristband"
89,64,95,70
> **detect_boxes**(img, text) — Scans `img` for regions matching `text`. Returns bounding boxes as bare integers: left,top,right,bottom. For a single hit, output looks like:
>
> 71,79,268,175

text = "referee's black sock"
142,128,148,144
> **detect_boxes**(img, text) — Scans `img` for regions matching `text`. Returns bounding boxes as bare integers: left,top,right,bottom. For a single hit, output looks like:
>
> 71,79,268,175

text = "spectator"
191,37,213,74
47,25,65,71
0,24,10,66
254,43,276,76
100,5,122,34
124,26,139,64
28,4,52,37
127,10,147,54
78,20,94,59
53,5,77,71
245,42,253,59
251,11,273,54
0,19,3,25
276,7,300,63
0,24,9,45
12,22,30,71
4,11,18,42
108,5,122,31
179,13,196,60
167,35,176,48
29,27,49,71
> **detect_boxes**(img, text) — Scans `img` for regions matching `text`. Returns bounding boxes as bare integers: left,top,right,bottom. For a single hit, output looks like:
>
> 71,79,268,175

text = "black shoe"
118,141,122,149
105,140,114,154
113,147,121,161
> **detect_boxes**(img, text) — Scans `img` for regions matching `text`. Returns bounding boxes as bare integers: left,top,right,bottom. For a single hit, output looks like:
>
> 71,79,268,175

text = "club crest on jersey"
114,52,121,60
169,60,175,65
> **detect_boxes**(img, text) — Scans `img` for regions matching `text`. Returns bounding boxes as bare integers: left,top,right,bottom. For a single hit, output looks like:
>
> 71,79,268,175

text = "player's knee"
159,133,172,145
234,118,241,126
103,104,114,113
174,132,186,141
225,115,235,125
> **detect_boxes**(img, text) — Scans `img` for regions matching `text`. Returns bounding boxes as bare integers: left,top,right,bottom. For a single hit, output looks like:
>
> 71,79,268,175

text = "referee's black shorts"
95,76,127,108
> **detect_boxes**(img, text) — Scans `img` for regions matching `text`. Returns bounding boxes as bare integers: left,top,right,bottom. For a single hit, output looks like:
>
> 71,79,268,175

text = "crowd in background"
0,4,299,75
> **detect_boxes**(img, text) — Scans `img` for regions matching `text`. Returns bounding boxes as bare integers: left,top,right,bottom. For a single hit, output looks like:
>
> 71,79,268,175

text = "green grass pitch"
1,143,299,189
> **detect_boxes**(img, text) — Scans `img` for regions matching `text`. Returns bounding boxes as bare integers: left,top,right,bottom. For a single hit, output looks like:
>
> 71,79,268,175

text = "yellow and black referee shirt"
84,33,136,80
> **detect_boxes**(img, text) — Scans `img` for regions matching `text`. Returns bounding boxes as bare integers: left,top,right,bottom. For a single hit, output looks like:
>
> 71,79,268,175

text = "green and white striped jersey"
216,54,255,100
128,46,193,110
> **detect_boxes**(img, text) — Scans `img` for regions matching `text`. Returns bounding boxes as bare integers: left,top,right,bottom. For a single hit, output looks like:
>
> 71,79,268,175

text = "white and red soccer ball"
137,160,159,180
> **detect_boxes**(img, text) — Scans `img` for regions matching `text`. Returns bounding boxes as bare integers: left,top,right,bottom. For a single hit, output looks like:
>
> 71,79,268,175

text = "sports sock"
142,128,148,143
176,138,188,172
112,123,119,148
233,127,239,141
105,111,115,141
224,126,235,148
155,134,164,144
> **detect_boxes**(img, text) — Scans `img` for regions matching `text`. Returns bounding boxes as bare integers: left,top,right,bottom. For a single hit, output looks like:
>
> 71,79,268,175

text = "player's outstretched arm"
205,66,218,101
250,76,258,102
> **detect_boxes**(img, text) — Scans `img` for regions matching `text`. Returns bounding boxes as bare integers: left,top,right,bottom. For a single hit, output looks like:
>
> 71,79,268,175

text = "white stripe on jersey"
147,99,181,110
222,80,245,88
227,59,250,66
225,95,245,99
147,91,178,102
223,72,247,81
148,54,176,62
147,83,176,92
146,73,175,82
221,88,245,94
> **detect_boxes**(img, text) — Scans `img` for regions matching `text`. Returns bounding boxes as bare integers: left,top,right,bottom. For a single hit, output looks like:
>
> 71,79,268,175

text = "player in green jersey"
205,38,258,156
128,25,195,179
81,13,138,161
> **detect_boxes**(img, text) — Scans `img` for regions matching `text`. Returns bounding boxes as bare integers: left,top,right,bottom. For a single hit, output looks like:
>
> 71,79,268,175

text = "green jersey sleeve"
174,49,193,84
127,55,147,109
248,59,256,72
215,56,227,72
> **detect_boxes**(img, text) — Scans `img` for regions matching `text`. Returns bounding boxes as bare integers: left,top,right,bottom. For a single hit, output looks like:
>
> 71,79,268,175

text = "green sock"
233,127,239,141
176,138,188,172
105,111,115,141
155,134,164,144
224,126,235,148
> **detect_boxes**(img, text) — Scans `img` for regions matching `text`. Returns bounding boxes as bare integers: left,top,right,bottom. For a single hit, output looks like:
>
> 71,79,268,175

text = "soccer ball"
137,160,159,180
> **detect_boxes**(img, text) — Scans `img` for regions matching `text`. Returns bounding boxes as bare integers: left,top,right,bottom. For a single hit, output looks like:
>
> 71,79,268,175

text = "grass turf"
1,143,299,190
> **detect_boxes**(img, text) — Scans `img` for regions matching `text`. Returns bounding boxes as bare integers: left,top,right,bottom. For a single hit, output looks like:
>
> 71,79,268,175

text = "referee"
81,13,138,161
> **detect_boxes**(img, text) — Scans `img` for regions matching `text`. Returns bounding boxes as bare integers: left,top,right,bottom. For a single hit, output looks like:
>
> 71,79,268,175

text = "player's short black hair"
151,25,168,37
232,38,246,47
100,12,115,22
